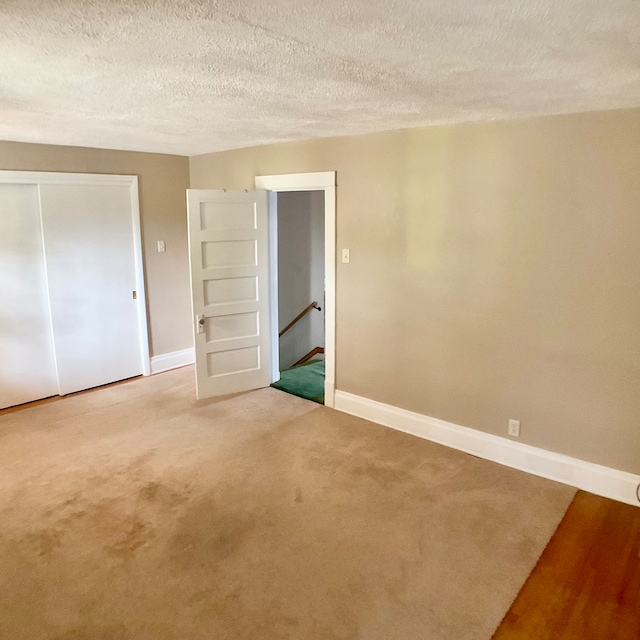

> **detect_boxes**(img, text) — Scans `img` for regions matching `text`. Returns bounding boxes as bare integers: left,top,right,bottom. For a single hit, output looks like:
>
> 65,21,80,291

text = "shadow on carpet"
271,359,324,404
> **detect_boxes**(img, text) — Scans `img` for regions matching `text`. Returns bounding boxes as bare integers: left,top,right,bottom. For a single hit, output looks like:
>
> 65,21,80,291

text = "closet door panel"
0,184,59,409
39,183,143,395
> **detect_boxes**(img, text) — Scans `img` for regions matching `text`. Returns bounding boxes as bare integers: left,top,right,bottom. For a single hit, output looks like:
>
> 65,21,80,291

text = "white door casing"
187,189,271,399
255,172,336,408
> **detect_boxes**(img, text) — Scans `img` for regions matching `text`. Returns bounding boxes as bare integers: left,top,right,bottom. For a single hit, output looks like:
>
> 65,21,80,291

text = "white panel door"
0,184,59,409
39,183,144,395
187,190,271,398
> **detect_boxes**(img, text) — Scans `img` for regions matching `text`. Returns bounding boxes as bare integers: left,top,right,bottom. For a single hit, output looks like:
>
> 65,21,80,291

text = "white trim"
255,172,337,408
150,347,195,374
334,390,640,507
255,171,334,192
0,170,151,378
0,171,137,187
323,185,336,408
267,191,280,383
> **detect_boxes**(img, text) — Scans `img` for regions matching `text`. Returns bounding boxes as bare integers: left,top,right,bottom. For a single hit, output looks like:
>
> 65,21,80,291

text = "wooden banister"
279,301,321,337
292,346,324,367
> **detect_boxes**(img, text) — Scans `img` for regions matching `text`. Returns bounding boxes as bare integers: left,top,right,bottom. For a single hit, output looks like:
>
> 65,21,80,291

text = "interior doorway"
270,190,325,403
255,172,336,408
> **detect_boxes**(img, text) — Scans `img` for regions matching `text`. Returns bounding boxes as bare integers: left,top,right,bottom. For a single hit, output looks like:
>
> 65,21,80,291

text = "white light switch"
157,240,166,253
342,248,350,263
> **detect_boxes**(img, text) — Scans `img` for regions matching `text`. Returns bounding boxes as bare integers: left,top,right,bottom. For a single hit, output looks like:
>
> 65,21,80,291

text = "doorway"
255,172,336,408
270,190,325,403
185,173,335,405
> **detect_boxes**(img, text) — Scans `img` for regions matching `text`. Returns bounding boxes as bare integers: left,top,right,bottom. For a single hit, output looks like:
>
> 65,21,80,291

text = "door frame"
0,170,151,377
255,172,336,408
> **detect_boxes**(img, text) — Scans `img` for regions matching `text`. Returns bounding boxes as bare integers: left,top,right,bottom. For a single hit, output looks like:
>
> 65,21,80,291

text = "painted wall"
277,191,325,370
0,141,192,358
190,108,640,475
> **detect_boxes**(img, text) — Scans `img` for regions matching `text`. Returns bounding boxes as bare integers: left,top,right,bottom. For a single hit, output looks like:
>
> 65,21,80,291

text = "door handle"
196,314,205,334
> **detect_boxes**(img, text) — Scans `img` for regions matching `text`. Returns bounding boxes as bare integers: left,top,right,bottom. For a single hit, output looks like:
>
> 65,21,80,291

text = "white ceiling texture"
1,0,639,156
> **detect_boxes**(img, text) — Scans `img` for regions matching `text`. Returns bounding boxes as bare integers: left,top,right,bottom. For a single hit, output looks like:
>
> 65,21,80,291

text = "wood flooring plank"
492,490,640,640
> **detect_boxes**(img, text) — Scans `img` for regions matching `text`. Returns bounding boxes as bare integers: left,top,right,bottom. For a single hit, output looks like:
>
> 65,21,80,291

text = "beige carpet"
0,367,575,640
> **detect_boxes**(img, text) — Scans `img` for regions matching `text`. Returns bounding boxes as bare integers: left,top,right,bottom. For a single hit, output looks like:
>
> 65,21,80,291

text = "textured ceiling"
1,0,639,156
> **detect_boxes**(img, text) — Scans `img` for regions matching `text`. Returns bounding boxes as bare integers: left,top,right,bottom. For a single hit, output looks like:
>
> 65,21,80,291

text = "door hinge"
132,290,137,299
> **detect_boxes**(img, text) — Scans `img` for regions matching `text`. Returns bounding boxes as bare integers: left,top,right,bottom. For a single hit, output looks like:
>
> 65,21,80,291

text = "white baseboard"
150,348,195,374
334,390,640,507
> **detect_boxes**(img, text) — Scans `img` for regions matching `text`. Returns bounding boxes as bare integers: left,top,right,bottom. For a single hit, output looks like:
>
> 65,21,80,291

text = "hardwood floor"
492,490,640,640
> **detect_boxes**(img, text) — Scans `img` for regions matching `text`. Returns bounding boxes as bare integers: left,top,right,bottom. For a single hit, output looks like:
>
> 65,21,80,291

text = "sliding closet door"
0,184,59,409
39,183,144,395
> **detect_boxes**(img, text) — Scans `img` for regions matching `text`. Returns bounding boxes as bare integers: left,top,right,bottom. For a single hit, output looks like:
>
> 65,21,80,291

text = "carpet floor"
0,367,575,640
271,360,325,404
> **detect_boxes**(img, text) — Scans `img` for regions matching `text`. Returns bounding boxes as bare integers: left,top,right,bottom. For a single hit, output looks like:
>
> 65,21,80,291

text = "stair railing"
279,301,322,337
292,346,324,367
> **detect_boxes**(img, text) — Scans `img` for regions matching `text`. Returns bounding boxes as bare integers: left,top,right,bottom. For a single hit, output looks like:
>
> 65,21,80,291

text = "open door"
187,189,272,399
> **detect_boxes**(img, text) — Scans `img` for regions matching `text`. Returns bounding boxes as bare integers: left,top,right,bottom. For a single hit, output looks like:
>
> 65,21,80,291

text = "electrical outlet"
157,240,166,253
508,419,520,438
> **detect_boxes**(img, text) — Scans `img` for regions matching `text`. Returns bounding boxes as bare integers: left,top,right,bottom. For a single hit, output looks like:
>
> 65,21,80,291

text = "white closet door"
39,183,144,395
0,184,59,409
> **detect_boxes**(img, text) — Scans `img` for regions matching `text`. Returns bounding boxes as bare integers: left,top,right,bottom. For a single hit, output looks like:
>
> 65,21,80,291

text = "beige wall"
0,141,192,357
190,109,640,474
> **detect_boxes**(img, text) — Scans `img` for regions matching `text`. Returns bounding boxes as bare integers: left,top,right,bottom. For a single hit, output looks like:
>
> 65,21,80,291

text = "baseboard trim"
334,390,640,507
150,348,195,374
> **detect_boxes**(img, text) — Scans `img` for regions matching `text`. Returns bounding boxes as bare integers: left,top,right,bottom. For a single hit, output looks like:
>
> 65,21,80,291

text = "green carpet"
271,360,325,404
